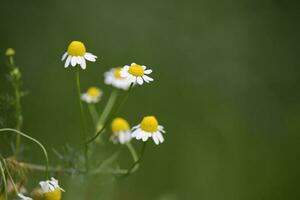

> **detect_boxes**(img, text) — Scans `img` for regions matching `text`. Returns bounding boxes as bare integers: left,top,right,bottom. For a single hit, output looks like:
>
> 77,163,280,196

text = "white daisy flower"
39,177,64,200
120,63,153,85
81,87,102,103
61,41,97,70
17,193,32,200
110,117,132,144
132,116,165,145
104,67,131,90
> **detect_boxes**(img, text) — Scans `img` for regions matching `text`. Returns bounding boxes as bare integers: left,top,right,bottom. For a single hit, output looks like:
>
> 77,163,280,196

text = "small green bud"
11,68,21,79
5,48,15,56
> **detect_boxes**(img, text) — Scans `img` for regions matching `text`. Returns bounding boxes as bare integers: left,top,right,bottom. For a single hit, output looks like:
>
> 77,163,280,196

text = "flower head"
61,41,97,70
120,63,153,85
110,117,132,144
39,178,64,200
5,48,15,56
81,87,102,103
132,116,165,145
104,67,131,90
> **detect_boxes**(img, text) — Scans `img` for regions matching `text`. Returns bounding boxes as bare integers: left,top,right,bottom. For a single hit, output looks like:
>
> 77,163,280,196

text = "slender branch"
75,69,89,172
87,84,133,144
88,104,99,127
0,128,49,179
0,160,8,200
96,90,118,132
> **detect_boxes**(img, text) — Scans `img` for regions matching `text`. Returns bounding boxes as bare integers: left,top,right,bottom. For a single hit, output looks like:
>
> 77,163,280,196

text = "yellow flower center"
87,87,101,97
44,189,62,200
128,64,144,76
140,116,158,132
113,67,123,79
111,117,130,133
67,41,86,56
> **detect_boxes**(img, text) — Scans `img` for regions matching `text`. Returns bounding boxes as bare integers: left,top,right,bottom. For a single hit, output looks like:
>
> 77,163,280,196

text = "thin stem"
126,142,139,172
2,159,19,195
75,69,89,172
124,142,147,177
0,128,49,179
8,56,23,157
88,104,99,127
86,84,133,144
0,160,8,200
96,90,118,131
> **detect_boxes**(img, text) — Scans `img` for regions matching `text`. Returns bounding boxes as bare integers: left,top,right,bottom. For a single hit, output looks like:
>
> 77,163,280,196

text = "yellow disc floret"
44,189,62,200
111,117,130,133
128,64,144,76
140,116,158,132
87,87,101,97
67,41,86,56
113,67,123,79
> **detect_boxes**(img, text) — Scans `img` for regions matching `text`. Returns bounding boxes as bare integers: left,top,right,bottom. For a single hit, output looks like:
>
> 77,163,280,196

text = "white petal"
143,75,153,82
61,52,68,61
64,56,71,68
152,134,160,145
77,56,82,64
71,56,77,66
84,53,97,62
156,132,164,143
137,76,143,85
142,133,149,141
80,58,86,70
136,131,143,140
144,69,152,74
142,65,146,69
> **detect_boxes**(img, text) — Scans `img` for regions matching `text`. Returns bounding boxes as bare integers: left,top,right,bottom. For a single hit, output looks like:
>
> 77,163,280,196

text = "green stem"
1,159,19,195
75,69,89,172
86,84,133,144
88,104,99,128
125,142,139,172
124,142,147,176
0,160,8,200
0,128,49,179
96,90,118,132
14,87,23,156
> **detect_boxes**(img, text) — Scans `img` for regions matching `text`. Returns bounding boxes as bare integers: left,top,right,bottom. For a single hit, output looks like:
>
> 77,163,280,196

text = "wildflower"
110,117,132,144
132,116,165,145
81,87,102,103
39,177,64,200
104,67,131,90
5,48,15,56
61,41,97,69
120,63,153,85
17,193,32,200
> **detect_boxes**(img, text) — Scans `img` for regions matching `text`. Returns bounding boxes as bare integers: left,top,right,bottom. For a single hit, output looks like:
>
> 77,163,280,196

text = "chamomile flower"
110,117,132,144
132,116,165,145
81,87,102,103
61,41,97,70
17,193,32,200
39,177,64,200
104,67,131,90
120,63,153,85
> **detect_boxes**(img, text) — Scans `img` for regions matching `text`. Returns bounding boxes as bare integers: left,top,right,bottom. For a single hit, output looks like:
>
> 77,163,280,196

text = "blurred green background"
1,0,300,199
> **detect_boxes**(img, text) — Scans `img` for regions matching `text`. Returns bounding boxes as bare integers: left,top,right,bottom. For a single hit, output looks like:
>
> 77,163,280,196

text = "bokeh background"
1,0,300,199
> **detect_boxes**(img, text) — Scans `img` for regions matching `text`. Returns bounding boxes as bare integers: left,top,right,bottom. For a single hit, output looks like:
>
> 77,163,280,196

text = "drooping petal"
80,57,86,70
61,52,68,61
64,56,71,68
84,53,97,62
137,77,143,85
71,56,77,66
